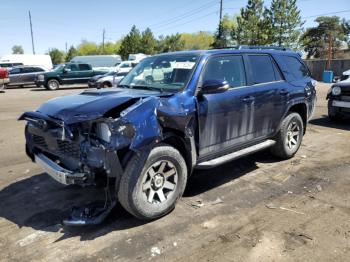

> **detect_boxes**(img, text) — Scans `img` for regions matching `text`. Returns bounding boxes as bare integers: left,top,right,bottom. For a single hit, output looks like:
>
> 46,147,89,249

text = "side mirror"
63,68,71,73
199,80,229,94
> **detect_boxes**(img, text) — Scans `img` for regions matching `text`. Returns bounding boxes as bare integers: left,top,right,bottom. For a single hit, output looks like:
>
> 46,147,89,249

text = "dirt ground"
0,83,349,262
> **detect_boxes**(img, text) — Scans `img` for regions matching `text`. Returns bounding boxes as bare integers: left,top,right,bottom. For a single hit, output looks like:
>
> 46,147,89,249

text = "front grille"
33,135,47,149
32,135,80,159
57,140,80,159
340,95,350,102
341,90,350,96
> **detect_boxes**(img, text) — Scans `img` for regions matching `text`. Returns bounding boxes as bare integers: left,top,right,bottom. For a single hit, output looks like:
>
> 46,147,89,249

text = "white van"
0,54,53,70
70,55,122,71
128,53,149,63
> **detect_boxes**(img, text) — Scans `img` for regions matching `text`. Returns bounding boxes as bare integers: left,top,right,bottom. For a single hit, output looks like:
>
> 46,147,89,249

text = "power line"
303,9,350,19
156,11,218,34
148,0,218,29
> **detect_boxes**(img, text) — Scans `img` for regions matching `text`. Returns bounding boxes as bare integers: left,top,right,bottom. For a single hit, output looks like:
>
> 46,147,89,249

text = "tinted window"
34,67,45,72
22,67,36,73
10,68,21,74
120,63,130,68
78,64,91,70
202,55,246,88
249,55,280,84
70,64,79,71
284,56,309,79
117,72,128,77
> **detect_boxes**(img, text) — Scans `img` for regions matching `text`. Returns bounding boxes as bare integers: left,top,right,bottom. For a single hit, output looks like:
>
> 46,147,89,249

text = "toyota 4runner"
19,47,316,223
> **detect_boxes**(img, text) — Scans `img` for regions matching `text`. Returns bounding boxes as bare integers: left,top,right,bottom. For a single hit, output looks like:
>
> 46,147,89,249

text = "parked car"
0,54,53,69
327,81,350,121
20,47,316,224
88,71,128,88
339,69,350,83
35,62,107,90
0,68,9,90
7,65,48,87
115,61,137,74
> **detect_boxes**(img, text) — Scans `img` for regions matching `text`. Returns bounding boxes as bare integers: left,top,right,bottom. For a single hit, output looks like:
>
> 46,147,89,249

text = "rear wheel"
102,81,112,88
45,79,60,90
117,144,187,220
271,112,304,159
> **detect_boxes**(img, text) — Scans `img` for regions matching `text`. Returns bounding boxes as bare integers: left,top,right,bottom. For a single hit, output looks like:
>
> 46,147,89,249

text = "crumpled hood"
36,88,164,124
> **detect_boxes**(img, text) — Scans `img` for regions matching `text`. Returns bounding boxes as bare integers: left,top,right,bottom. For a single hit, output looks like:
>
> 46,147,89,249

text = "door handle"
242,96,255,103
280,89,289,95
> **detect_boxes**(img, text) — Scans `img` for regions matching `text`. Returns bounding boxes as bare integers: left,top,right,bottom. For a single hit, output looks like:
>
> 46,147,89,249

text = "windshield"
53,64,65,71
119,53,199,92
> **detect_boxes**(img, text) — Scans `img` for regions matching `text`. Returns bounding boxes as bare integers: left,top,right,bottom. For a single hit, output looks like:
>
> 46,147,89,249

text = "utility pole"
327,33,333,70
28,10,35,54
102,29,105,54
218,0,223,38
65,42,68,54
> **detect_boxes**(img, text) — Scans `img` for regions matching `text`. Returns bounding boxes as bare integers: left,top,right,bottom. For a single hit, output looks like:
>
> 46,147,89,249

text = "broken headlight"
96,122,111,143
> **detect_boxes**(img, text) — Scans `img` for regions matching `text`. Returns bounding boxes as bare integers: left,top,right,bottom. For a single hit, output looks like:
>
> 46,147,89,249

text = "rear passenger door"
9,67,23,85
76,63,94,83
197,54,257,159
246,54,288,139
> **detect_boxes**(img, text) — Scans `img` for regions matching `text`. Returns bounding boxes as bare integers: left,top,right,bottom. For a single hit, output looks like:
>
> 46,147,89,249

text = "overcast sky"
0,0,349,56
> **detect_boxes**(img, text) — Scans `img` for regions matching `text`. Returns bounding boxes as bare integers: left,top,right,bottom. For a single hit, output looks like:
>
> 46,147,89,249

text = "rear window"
248,55,282,84
78,64,91,70
283,56,309,79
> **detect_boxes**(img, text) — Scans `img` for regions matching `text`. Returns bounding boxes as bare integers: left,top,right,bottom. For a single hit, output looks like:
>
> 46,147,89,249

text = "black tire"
102,82,112,88
45,79,60,90
271,112,304,159
117,144,187,220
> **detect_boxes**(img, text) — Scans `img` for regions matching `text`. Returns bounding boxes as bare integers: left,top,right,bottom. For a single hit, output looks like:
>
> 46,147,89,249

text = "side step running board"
196,139,276,169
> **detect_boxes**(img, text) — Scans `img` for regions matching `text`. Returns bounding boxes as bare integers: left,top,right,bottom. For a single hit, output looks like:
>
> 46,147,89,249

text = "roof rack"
213,45,291,51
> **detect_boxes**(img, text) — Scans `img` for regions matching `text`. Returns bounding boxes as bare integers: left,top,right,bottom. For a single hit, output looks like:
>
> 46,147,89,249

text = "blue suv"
20,47,316,222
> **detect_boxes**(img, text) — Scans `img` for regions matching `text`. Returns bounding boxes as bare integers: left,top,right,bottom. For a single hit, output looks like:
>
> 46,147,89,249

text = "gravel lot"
0,83,349,262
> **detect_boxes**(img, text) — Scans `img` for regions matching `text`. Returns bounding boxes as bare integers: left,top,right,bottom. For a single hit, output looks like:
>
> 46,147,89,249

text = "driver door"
197,54,256,159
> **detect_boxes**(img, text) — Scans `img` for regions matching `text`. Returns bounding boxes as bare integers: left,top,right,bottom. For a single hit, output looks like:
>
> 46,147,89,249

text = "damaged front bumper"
35,153,87,185
20,111,130,187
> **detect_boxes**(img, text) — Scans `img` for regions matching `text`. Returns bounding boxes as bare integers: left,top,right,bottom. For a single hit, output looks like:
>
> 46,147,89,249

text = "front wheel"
45,79,60,90
271,112,304,159
117,144,187,220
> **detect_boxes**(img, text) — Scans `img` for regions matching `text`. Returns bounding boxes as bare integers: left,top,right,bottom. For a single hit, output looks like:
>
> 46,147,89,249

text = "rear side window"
22,67,35,73
78,64,91,70
202,55,246,88
10,68,22,74
248,55,282,84
284,56,309,79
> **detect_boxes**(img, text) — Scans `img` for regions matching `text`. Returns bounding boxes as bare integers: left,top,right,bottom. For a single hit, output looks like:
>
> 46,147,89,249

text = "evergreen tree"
140,28,157,55
48,48,65,65
157,34,185,53
212,15,235,48
301,16,350,59
119,25,142,60
267,0,304,47
65,46,78,62
233,0,270,45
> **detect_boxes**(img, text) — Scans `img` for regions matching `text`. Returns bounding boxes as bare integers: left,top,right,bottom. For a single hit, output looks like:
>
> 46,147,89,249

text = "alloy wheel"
141,160,178,204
